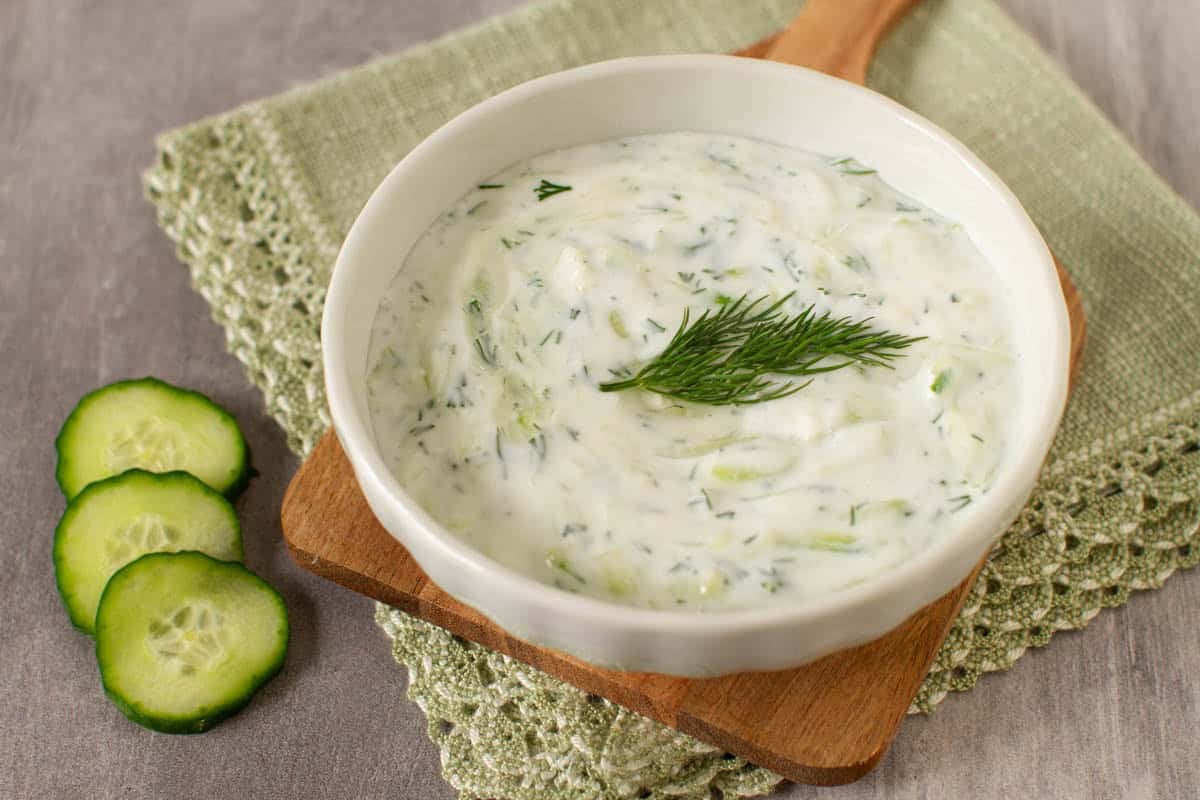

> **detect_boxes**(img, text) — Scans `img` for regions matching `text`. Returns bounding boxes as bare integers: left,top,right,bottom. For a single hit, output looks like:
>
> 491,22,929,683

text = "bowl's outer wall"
323,56,1070,676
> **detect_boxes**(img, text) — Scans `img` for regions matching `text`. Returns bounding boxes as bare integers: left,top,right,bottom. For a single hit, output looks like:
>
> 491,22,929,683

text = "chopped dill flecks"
843,254,871,274
477,183,505,189
529,432,548,461
534,179,572,201
949,495,973,512
706,153,740,171
547,552,585,583
473,338,496,366
831,156,878,175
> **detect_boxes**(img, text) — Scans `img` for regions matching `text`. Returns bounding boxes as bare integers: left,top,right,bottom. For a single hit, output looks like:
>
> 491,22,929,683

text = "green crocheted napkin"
144,0,1200,797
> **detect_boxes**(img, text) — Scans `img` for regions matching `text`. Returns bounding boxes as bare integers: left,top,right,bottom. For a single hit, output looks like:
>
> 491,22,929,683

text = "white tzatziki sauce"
365,132,1017,611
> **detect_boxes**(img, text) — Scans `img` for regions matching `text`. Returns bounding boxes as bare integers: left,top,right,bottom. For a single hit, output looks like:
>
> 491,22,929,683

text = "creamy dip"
366,132,1017,611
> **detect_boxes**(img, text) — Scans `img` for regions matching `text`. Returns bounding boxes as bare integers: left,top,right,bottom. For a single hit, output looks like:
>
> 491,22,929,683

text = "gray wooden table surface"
2,2,1197,798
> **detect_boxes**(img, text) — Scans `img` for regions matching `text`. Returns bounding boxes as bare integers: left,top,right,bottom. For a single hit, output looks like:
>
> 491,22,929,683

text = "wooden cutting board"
281,0,1088,786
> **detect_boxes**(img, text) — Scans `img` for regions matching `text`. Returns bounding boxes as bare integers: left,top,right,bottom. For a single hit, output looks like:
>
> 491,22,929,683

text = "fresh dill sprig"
534,179,572,201
597,292,924,406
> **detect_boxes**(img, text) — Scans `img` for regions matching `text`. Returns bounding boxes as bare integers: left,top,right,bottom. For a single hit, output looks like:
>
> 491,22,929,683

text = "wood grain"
280,1,1090,786
282,252,1082,785
282,428,992,785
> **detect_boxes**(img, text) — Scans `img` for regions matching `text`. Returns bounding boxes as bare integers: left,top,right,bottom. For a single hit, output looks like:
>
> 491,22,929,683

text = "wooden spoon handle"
762,0,921,85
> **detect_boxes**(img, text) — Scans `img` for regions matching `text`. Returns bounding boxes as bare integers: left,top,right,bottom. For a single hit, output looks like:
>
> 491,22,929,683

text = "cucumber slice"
55,377,249,500
95,551,288,734
54,470,243,634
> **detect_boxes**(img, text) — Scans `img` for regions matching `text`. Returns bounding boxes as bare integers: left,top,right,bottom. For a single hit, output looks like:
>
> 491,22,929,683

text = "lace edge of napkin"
143,105,1200,800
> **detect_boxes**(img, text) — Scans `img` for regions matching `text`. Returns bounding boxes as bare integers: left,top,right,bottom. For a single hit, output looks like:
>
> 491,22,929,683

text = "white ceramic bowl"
322,55,1070,676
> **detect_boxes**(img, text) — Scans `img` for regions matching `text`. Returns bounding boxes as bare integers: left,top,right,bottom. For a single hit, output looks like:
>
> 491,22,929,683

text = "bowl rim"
322,54,1070,640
